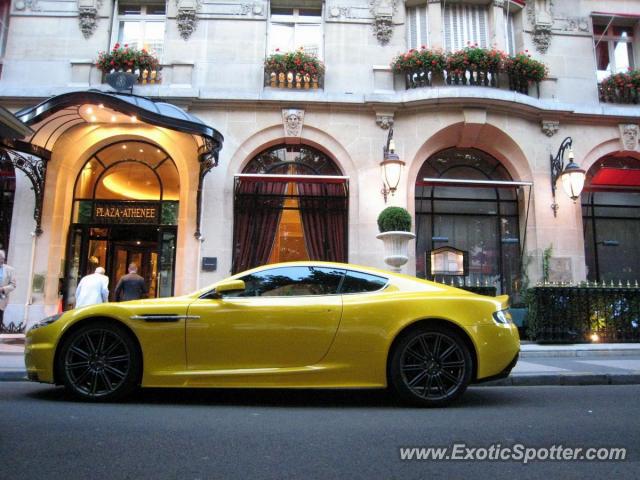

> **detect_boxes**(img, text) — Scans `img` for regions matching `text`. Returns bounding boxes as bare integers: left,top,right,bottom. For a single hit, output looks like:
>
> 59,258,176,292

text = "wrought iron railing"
403,69,538,97
461,286,498,296
598,84,640,104
527,284,640,343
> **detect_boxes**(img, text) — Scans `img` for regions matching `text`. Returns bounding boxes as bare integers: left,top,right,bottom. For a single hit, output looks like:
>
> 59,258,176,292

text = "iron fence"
527,285,640,343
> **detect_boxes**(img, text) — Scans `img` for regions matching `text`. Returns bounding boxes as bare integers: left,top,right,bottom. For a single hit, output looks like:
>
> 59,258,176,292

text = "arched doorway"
582,155,640,282
64,140,179,308
232,144,348,273
0,162,15,254
415,148,522,297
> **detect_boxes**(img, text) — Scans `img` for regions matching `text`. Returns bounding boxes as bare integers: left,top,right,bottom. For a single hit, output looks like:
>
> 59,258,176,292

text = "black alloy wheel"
390,325,473,407
58,321,141,401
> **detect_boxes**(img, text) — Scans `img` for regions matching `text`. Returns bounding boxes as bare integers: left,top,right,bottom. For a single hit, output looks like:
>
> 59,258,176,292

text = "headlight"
28,313,63,332
492,309,512,325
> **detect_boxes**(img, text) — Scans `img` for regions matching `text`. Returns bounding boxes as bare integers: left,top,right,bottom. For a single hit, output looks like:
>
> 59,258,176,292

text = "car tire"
389,325,473,407
57,321,141,402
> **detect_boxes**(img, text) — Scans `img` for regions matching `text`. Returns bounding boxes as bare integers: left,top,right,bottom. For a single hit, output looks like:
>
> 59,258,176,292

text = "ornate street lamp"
381,127,405,203
550,136,586,216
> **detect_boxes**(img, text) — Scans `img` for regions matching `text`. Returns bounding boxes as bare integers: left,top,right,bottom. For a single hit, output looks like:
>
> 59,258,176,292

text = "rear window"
340,271,388,294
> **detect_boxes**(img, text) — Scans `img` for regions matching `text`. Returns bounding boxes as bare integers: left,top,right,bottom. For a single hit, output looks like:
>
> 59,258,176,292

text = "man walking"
75,266,109,308
114,263,148,302
0,249,17,326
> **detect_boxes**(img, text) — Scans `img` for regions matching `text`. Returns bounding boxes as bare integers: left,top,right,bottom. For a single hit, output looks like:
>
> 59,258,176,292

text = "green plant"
504,51,548,82
264,48,325,76
446,46,506,73
512,250,533,307
377,207,412,233
542,244,553,283
95,43,159,74
390,46,446,73
600,69,640,91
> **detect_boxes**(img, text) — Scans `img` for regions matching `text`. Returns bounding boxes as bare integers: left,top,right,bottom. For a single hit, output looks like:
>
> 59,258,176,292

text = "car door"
185,266,345,370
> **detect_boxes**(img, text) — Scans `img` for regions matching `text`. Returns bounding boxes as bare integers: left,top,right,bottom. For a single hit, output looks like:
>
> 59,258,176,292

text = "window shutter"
406,5,429,50
443,3,488,51
505,11,516,55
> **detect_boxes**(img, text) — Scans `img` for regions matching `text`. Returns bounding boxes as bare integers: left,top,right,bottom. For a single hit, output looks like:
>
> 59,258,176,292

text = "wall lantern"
550,136,586,216
381,127,405,203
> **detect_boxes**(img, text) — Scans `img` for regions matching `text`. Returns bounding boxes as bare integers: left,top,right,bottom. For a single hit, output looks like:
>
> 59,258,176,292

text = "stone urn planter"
376,231,416,272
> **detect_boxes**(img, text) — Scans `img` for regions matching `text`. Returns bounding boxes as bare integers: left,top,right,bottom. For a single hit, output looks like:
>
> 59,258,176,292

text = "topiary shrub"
377,207,412,233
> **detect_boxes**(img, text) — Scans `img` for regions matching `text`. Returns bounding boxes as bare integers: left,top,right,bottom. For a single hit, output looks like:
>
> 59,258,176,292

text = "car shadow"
26,384,527,409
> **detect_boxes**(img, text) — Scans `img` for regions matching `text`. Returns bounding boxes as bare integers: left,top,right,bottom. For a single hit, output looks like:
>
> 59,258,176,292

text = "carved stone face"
623,125,638,150
286,114,300,131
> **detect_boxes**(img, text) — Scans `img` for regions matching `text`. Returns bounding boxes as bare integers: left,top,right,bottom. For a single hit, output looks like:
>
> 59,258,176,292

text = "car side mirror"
213,279,246,298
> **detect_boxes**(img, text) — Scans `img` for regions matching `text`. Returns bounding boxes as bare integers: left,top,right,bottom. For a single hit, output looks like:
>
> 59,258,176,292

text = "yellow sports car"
25,262,519,407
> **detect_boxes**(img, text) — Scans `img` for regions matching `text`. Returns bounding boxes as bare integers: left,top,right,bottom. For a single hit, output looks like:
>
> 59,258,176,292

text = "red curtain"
232,180,287,273
297,182,348,262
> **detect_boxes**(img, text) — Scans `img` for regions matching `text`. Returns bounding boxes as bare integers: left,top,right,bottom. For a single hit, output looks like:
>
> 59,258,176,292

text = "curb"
0,371,27,381
479,373,640,387
520,349,640,358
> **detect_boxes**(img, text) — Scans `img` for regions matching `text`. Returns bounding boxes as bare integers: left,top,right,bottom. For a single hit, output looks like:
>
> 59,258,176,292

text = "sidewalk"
2,335,640,386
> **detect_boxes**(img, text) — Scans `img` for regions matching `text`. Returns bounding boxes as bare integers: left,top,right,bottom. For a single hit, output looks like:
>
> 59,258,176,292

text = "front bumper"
24,326,58,384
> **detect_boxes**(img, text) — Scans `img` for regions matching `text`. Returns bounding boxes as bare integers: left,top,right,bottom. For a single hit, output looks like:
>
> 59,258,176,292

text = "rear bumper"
472,322,520,380
474,351,519,384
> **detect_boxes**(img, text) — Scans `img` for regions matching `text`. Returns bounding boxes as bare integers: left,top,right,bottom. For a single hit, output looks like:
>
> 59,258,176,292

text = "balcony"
393,49,545,98
598,71,640,104
598,83,640,104
402,69,538,97
263,70,324,90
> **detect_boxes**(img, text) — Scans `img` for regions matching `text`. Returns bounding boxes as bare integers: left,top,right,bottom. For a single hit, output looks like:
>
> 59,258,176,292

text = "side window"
443,3,489,52
340,271,388,294
406,5,429,50
593,22,634,82
230,266,345,297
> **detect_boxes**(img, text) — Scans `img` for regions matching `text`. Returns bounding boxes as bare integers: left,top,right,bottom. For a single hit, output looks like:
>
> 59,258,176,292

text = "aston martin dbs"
25,262,519,406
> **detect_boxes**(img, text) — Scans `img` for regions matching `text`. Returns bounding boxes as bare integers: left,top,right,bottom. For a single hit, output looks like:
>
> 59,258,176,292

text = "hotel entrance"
63,140,179,309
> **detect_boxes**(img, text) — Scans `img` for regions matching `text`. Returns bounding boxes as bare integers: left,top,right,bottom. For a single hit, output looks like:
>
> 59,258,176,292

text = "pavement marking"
512,361,571,373
576,359,640,370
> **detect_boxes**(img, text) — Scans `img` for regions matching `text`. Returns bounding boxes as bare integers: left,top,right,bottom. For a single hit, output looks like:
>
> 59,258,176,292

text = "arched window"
0,162,15,255
233,144,348,273
582,155,640,282
415,148,521,297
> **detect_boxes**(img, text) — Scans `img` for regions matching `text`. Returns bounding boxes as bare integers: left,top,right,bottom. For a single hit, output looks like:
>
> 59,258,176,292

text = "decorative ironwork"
243,145,341,176
549,136,573,216
599,83,640,104
195,139,217,239
527,285,640,343
508,74,540,97
0,162,15,254
446,69,499,87
0,147,47,235
415,148,521,296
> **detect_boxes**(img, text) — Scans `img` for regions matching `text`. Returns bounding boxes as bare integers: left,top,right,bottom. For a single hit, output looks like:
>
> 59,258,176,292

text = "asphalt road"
1,383,638,480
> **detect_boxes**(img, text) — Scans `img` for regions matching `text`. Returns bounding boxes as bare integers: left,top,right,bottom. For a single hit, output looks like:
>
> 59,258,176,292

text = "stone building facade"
0,0,639,329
